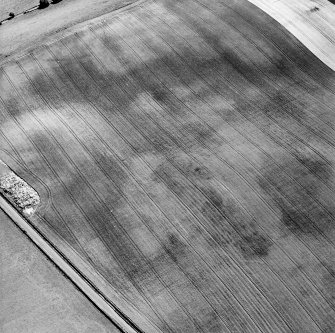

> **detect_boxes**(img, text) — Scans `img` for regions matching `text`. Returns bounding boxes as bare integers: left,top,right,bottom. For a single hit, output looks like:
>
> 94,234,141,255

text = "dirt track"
1,0,335,332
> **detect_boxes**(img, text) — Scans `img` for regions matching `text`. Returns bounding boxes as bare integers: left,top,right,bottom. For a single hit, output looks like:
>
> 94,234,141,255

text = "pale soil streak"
246,0,335,71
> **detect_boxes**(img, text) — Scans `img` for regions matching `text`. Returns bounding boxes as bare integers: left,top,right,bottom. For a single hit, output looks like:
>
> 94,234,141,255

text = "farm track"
1,0,335,332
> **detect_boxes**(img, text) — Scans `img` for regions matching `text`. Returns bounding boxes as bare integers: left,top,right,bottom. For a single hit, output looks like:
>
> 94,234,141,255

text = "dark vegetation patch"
310,6,320,12
164,232,188,263
259,93,306,121
203,188,224,211
199,311,222,333
181,122,215,144
193,166,210,179
321,263,335,306
200,187,272,258
258,154,334,236
296,155,332,181
152,160,272,258
237,231,272,258
150,87,168,103
316,273,335,333
183,161,212,181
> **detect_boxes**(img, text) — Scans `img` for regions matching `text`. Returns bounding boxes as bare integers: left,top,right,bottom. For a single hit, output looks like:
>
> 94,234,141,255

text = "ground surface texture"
247,0,335,70
0,208,121,333
1,0,335,332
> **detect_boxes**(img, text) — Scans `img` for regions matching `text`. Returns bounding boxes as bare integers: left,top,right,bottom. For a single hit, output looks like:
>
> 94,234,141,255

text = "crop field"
1,0,335,332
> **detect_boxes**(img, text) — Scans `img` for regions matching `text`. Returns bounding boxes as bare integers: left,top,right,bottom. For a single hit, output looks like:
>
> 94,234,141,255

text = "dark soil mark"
281,207,313,234
237,231,272,258
152,162,271,257
200,187,272,258
164,232,188,264
203,188,224,211
316,269,335,333
150,87,168,103
258,154,334,236
184,122,215,143
296,155,332,182
260,93,306,121
194,166,210,178
322,268,335,302
310,6,320,12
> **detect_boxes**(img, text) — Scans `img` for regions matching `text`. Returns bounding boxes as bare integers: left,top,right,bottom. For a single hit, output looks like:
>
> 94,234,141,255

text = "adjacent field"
1,0,335,331
0,208,121,333
247,0,335,70
0,0,36,21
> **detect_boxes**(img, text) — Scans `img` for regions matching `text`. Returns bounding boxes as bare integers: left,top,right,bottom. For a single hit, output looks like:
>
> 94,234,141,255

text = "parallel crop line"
143,4,335,320
115,5,335,324
15,54,172,333
55,30,261,333
24,50,206,333
90,20,318,330
151,1,335,281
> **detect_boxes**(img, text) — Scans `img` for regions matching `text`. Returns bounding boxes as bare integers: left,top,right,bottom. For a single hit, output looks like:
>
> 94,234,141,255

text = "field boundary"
0,194,145,333
0,0,154,66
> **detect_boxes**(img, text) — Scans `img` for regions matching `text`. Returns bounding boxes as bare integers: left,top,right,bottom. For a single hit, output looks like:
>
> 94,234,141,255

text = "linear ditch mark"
0,194,148,333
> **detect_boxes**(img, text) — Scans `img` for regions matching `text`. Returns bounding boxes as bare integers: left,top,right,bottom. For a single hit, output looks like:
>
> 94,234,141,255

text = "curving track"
1,0,335,332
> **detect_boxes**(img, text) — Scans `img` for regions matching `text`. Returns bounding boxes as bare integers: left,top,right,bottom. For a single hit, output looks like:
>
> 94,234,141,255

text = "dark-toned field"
1,0,335,331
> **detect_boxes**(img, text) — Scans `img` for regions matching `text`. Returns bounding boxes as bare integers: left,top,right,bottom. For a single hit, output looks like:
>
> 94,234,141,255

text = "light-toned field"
1,0,335,332
0,208,122,333
247,0,335,70
0,0,37,21
0,0,141,62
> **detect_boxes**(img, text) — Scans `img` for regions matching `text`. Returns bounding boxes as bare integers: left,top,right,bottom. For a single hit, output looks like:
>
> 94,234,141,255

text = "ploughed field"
1,0,335,331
